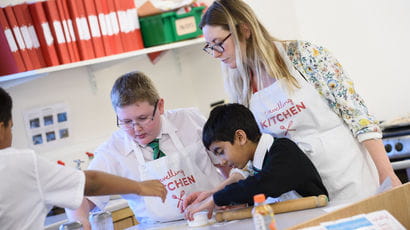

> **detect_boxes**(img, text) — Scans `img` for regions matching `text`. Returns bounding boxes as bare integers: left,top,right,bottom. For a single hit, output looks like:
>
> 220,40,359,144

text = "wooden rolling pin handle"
271,194,328,214
215,195,328,222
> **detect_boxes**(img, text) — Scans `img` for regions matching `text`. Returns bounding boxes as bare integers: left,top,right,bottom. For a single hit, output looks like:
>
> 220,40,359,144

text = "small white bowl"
187,212,209,227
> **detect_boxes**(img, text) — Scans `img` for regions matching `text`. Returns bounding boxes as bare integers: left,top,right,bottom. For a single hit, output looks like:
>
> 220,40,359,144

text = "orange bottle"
252,194,277,230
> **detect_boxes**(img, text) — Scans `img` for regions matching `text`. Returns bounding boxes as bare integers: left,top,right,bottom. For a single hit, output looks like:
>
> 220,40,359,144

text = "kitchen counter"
43,199,351,230
125,201,349,230
44,197,129,230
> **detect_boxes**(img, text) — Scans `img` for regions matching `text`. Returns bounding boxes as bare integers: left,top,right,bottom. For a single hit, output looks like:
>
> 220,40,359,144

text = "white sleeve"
229,161,254,179
229,168,250,179
35,155,85,210
185,107,207,125
85,151,112,210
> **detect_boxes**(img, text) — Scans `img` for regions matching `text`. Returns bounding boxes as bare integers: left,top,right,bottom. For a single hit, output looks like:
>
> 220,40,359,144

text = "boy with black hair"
0,87,167,230
185,103,328,220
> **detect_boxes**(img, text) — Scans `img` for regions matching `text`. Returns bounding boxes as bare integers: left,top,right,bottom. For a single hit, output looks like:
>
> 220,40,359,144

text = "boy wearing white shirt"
66,71,227,227
0,87,166,230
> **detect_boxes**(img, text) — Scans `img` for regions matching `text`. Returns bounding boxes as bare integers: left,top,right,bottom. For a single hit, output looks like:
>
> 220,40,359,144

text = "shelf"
0,37,205,86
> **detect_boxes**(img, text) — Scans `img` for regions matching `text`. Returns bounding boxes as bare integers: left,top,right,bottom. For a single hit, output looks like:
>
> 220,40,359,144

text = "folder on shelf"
0,7,26,73
43,0,71,64
0,23,19,75
13,3,46,69
103,0,124,54
3,5,34,70
66,0,96,60
29,1,60,67
61,0,81,61
0,12,24,74
82,0,105,58
94,0,113,55
113,0,144,52
126,0,144,50
55,0,79,62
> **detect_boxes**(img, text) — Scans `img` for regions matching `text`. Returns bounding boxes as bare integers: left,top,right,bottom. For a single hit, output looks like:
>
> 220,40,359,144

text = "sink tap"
73,159,85,170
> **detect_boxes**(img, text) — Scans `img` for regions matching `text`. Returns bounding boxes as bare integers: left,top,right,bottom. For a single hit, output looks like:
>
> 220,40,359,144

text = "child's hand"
184,196,215,221
138,180,167,202
182,191,213,212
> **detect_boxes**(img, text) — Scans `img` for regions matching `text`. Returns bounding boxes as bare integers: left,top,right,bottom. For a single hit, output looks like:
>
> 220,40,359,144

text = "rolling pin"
215,194,328,222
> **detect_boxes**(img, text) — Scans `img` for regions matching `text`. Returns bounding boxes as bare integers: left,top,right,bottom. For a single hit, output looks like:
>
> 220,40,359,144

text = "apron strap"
169,130,188,156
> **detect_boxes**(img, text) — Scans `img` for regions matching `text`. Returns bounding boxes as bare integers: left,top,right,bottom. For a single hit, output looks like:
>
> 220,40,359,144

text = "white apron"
249,45,379,202
133,131,215,222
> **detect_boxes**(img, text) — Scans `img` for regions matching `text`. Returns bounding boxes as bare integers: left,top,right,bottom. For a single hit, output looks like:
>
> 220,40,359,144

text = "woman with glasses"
196,0,401,203
65,71,227,228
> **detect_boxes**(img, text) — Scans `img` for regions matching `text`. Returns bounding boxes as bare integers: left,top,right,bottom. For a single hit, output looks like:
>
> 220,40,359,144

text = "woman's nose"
212,49,222,58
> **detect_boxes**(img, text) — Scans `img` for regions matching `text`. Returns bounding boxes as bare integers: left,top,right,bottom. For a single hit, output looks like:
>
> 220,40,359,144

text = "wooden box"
289,182,410,229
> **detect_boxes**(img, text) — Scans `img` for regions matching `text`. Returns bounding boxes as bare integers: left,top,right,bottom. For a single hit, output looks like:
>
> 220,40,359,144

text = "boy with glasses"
66,71,227,228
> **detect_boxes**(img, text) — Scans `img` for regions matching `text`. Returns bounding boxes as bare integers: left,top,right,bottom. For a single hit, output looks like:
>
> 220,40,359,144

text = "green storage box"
139,6,205,47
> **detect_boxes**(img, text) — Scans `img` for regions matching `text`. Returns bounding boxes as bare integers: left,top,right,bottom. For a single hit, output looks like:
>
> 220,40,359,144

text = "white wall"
244,0,300,39
291,0,410,121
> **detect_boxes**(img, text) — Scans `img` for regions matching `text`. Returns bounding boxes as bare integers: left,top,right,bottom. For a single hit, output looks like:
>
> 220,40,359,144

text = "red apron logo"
172,190,186,213
280,120,296,136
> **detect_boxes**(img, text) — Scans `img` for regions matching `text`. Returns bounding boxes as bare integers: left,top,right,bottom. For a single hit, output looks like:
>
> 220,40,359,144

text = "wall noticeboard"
23,103,70,149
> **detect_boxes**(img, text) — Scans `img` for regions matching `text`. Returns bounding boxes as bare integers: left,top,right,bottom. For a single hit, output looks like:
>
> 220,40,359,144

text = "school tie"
148,138,166,160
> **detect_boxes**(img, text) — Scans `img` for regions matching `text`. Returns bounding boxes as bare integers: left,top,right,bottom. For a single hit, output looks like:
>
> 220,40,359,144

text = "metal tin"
89,211,114,230
59,221,83,230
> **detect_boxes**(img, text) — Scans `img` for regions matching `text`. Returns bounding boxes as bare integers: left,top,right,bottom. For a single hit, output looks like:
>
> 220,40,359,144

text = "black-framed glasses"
203,33,232,55
117,100,159,130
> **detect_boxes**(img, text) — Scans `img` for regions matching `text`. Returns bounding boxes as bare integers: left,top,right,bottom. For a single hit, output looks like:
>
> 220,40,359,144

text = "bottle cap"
253,194,266,203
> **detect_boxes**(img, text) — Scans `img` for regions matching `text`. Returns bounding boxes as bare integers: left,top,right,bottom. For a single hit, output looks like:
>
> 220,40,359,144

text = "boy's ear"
0,122,5,141
158,98,165,115
234,129,248,145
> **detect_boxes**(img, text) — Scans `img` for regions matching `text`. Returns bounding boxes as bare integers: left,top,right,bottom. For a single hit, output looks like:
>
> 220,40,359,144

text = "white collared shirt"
228,134,274,179
252,133,274,171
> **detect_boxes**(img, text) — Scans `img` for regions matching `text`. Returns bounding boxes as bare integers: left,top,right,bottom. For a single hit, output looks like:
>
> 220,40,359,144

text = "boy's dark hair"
203,103,261,149
0,87,12,125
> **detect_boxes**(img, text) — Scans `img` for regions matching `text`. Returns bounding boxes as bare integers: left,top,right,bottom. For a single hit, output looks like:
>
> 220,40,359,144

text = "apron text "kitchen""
260,101,307,128
160,169,196,191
